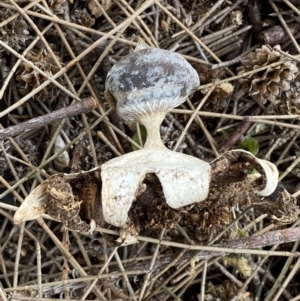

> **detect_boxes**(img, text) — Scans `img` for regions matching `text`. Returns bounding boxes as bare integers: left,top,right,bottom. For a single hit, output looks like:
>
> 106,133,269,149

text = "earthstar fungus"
102,47,211,227
13,47,280,233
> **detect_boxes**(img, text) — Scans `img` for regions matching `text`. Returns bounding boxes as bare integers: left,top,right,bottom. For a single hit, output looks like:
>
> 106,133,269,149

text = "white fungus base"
101,148,211,227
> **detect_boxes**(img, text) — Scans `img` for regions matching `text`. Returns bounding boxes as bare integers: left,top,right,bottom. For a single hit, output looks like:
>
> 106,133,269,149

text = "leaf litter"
1,0,300,300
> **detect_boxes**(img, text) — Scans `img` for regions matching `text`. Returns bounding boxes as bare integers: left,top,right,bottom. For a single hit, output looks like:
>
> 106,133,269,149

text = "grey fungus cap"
105,48,200,121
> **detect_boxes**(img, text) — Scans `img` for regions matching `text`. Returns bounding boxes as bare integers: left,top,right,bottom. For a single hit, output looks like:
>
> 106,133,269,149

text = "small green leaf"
132,125,147,151
237,227,247,238
238,136,259,155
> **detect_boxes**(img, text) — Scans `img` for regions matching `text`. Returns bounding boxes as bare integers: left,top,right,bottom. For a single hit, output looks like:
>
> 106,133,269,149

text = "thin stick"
138,229,165,300
0,97,98,141
0,39,79,101
173,85,216,152
79,247,119,300
268,0,300,53
97,131,122,156
154,0,234,75
200,261,208,301
0,108,113,199
171,109,300,130
198,56,300,90
36,242,42,297
0,0,155,118
0,282,8,301
186,98,220,157
114,252,137,301
13,222,25,288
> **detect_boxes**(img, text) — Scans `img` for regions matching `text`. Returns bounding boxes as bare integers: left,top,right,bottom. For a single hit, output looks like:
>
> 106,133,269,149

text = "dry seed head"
16,48,63,101
160,20,170,32
219,82,234,94
281,87,300,115
47,0,66,14
70,8,95,28
0,9,30,53
230,10,243,26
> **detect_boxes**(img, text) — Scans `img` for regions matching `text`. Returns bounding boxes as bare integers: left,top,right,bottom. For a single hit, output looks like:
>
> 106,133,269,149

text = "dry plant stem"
0,283,7,301
147,249,187,292
4,270,147,293
276,156,297,166
263,127,291,160
277,48,300,63
172,85,216,152
10,298,105,301
200,25,237,44
72,231,92,268
101,239,111,300
276,128,300,162
97,131,122,156
0,3,208,66
40,2,125,155
281,0,300,17
0,108,112,200
208,26,252,49
0,245,11,288
40,1,99,167
231,252,272,301
233,218,300,301
92,0,125,38
154,0,234,76
14,257,65,281
268,0,300,53
13,222,25,288
174,0,226,37
98,226,300,257
220,105,262,151
199,56,300,90
202,6,230,28
264,240,300,301
70,29,125,154
172,109,300,130
113,252,136,301
200,261,207,301
186,98,220,157
36,242,42,298
0,0,38,27
0,0,155,119
0,97,98,141
8,0,80,100
0,143,27,196
80,248,119,300
256,260,275,301
169,261,207,300
32,222,106,299
61,226,70,299
144,255,189,301
242,214,268,232
136,122,143,147
279,155,300,181
213,261,243,287
0,208,61,271
165,113,205,157
0,40,78,101
0,22,53,99
273,255,300,300
139,229,165,301
116,0,157,47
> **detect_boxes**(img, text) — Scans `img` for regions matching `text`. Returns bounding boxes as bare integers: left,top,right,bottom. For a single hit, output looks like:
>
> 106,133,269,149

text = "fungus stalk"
140,112,165,149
